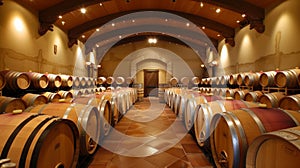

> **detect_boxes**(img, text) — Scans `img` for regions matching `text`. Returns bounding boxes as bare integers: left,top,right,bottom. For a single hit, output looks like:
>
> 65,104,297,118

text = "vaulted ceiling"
11,0,283,50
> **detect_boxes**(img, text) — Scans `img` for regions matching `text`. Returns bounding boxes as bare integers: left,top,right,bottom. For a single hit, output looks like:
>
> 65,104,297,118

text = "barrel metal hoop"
210,112,240,168
280,108,300,126
63,103,76,119
0,114,39,159
20,116,55,168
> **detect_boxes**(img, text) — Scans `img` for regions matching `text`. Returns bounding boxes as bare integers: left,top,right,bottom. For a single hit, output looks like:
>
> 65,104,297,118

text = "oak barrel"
21,93,48,107
0,112,79,168
279,94,300,111
259,71,277,87
234,90,250,100
0,73,6,90
58,90,73,100
46,74,62,89
115,76,125,85
237,73,248,86
0,96,26,113
259,92,285,108
185,94,223,131
274,68,300,88
170,77,179,86
26,103,100,155
97,77,106,85
210,107,300,168
191,77,200,85
246,126,300,168
244,72,261,89
26,72,49,90
42,92,61,103
194,100,259,146
1,70,30,90
229,74,238,86
244,91,263,102
60,75,73,89
106,77,115,85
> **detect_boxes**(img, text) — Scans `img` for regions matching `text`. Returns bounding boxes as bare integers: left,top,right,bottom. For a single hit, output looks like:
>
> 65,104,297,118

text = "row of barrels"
200,68,300,89
165,88,300,168
200,87,300,111
96,76,134,86
0,70,97,93
0,88,137,168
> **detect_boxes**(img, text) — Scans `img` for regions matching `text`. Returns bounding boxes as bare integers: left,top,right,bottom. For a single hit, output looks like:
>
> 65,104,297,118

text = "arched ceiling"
11,0,283,49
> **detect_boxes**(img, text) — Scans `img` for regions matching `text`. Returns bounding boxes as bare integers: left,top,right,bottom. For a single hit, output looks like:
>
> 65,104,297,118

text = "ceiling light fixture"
236,20,240,23
202,26,205,29
200,2,204,8
186,23,190,27
61,21,65,25
148,38,157,44
216,8,221,13
58,15,62,19
96,28,99,31
112,23,115,27
80,8,87,14
99,3,103,6
242,14,246,18
82,35,85,38
217,34,221,37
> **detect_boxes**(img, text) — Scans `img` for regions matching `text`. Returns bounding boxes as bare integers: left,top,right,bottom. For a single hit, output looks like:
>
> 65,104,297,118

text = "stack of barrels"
165,67,300,168
0,70,138,168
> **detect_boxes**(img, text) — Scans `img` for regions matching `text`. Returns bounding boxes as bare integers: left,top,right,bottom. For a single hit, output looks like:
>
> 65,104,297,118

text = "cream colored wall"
218,0,300,75
0,1,88,76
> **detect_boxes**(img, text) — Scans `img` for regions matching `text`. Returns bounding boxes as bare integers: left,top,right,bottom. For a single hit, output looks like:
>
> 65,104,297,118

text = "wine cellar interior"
0,0,300,168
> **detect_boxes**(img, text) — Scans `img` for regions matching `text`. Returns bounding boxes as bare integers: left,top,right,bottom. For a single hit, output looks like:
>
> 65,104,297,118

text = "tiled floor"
86,97,214,168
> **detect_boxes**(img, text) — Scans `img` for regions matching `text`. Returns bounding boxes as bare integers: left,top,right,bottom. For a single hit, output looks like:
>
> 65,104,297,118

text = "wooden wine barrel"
180,77,190,86
0,96,26,113
244,72,261,89
72,76,80,88
116,92,128,115
106,77,115,85
0,112,79,168
244,91,263,102
58,90,73,100
0,73,6,90
60,74,73,89
259,71,277,87
177,93,194,120
98,99,112,137
275,68,300,88
170,77,179,86
26,72,49,90
42,92,61,103
221,75,229,86
237,73,249,86
79,77,87,88
259,92,285,108
279,94,300,111
46,74,62,89
234,90,250,100
21,93,48,107
210,107,300,168
194,100,259,147
26,103,100,156
173,93,181,114
185,94,223,130
97,77,106,85
246,126,300,168
1,70,31,90
115,76,125,85
191,77,200,85
229,74,238,86
226,88,239,98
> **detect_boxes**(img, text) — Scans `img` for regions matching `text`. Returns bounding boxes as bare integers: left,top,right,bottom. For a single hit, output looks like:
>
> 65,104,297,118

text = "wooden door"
144,70,159,97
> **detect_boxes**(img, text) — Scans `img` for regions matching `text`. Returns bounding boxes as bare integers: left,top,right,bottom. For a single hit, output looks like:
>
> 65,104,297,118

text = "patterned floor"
87,97,214,168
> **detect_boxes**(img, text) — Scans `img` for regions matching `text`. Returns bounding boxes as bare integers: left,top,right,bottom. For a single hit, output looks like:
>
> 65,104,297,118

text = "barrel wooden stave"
21,93,48,107
274,68,300,88
210,107,300,168
279,94,300,111
26,103,100,156
26,72,49,90
259,71,277,87
1,70,31,90
246,126,300,168
0,113,79,168
0,96,26,113
259,92,285,108
244,91,263,102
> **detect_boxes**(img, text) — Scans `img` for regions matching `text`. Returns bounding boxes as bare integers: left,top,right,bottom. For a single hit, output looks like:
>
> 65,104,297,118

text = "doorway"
144,69,159,97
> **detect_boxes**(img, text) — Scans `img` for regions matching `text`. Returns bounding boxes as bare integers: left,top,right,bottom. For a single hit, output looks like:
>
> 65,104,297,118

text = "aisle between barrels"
87,97,213,168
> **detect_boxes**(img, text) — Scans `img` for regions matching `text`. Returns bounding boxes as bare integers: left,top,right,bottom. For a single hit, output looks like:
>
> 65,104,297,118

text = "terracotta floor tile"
86,97,213,168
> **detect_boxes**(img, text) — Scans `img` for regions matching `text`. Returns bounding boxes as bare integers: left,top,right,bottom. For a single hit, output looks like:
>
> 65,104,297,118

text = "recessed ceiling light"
61,21,65,25
165,19,168,22
202,26,205,29
186,23,190,27
132,20,135,23
82,35,85,38
99,3,103,6
96,44,99,48
112,23,115,27
200,2,204,8
58,15,62,19
96,28,99,31
216,8,221,13
119,35,122,39
242,14,246,18
236,20,240,23
217,34,221,37
80,8,87,14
